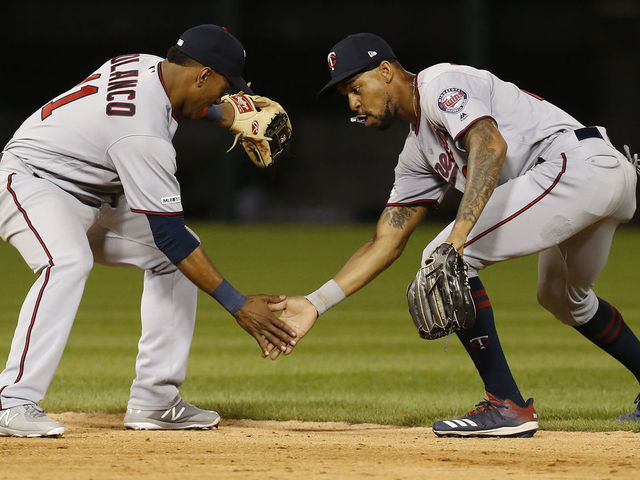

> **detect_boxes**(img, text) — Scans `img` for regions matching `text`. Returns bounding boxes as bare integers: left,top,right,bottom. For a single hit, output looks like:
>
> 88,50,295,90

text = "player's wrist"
305,279,346,316
218,101,236,128
210,279,246,314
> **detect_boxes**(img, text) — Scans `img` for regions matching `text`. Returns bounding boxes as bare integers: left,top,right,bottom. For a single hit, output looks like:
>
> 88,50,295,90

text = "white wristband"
305,279,346,316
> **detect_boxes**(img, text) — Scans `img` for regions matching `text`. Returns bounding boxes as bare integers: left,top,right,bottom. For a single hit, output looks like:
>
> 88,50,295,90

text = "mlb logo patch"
438,88,468,114
161,195,181,205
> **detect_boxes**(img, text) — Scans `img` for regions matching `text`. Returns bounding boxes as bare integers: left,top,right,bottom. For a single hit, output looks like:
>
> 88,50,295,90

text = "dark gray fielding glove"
406,242,476,340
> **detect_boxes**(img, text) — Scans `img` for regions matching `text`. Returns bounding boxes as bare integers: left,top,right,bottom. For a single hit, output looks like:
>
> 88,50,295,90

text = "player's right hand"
265,296,319,360
233,294,297,358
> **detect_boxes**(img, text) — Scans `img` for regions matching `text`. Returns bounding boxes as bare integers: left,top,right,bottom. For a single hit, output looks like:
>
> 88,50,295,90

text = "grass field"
1,222,639,432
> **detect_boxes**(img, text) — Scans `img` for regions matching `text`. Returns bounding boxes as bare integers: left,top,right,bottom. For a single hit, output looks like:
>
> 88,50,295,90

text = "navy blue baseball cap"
319,33,397,94
176,24,253,94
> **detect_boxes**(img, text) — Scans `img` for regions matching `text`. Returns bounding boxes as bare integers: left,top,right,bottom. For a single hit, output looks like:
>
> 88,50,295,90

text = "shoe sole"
124,416,221,431
434,421,538,438
0,426,65,438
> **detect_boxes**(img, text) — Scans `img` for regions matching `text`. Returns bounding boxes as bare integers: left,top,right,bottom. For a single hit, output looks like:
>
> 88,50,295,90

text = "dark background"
2,0,639,222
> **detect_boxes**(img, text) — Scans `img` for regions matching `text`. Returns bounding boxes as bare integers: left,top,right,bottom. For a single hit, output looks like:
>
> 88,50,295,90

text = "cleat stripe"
453,420,467,427
443,420,458,428
462,419,478,426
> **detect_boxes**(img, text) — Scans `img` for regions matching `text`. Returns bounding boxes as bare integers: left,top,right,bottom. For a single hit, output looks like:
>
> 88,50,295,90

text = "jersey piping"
464,152,568,247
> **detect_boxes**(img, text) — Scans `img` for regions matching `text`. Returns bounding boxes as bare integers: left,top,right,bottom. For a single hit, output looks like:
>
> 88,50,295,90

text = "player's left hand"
445,233,466,255
264,296,319,360
221,93,293,168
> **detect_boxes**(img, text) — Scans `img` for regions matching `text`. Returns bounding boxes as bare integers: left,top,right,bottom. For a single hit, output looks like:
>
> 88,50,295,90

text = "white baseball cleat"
124,396,220,430
0,404,65,437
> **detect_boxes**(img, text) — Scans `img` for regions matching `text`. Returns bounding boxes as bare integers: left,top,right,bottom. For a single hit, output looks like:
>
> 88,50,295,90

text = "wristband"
204,104,223,122
211,279,246,315
305,279,346,316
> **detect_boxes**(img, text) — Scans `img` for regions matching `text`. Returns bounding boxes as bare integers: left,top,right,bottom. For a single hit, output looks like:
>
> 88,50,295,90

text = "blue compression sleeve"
145,213,200,264
203,104,223,122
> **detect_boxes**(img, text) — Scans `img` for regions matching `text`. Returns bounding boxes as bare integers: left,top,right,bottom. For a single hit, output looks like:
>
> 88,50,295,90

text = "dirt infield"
0,413,639,480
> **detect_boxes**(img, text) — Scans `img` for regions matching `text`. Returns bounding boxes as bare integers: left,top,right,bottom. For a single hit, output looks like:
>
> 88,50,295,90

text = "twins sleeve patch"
438,88,468,114
161,195,181,205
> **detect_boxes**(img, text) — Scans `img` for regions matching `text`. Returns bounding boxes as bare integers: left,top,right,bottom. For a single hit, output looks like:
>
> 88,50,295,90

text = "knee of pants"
537,284,580,326
49,250,94,280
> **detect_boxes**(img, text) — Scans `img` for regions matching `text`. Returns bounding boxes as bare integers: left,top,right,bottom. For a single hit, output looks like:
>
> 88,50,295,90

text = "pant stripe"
6,174,54,265
0,385,6,409
6,173,55,384
464,153,568,248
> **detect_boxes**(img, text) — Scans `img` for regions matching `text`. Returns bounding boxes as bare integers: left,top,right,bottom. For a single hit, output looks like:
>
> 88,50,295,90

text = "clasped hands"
233,295,318,360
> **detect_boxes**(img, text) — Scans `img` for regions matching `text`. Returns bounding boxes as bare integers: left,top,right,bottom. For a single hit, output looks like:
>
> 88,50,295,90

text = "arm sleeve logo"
438,88,468,113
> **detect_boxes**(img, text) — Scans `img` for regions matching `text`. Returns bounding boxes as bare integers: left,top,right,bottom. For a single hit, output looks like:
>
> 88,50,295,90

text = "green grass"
1,222,639,432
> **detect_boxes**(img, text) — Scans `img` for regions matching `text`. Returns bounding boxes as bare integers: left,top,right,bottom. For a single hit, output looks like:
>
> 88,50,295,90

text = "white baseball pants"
0,153,197,410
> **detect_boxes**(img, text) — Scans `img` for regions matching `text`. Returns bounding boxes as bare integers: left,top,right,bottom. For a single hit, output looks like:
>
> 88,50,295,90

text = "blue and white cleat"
433,393,538,438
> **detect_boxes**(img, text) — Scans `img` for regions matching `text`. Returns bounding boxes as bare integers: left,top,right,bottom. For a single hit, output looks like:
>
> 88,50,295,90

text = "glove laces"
226,132,273,153
623,145,639,176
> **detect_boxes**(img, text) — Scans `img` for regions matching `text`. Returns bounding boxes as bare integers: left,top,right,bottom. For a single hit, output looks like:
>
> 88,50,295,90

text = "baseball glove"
406,243,476,340
222,93,292,168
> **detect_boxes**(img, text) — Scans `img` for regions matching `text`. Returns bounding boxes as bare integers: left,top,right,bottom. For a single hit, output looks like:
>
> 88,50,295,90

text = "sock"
456,276,526,406
574,298,640,384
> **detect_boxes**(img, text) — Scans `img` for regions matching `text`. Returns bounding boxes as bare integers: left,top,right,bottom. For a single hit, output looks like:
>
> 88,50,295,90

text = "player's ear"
196,67,211,88
378,61,394,84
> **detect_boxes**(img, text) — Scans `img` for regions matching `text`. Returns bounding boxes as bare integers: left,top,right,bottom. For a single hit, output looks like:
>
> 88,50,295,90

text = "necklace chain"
411,76,417,117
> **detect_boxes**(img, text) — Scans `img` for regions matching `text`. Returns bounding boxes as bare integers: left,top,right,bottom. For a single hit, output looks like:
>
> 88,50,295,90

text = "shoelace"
623,145,639,176
466,399,507,417
24,404,46,418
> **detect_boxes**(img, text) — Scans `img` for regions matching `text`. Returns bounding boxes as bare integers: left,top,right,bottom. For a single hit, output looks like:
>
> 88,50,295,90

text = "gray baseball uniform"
388,63,637,325
0,54,197,410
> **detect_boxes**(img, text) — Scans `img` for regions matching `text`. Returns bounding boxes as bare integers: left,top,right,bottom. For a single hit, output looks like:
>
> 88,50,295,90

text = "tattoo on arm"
381,206,419,229
457,118,505,227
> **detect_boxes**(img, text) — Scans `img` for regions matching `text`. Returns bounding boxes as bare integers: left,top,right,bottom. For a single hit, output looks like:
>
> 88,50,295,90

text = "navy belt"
574,127,603,141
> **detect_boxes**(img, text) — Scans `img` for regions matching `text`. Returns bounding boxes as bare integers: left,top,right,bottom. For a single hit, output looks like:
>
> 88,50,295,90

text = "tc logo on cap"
327,51,337,71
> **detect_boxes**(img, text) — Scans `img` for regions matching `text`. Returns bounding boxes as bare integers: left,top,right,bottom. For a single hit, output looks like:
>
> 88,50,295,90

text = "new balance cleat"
124,396,220,430
0,404,65,437
433,393,538,438
616,393,640,421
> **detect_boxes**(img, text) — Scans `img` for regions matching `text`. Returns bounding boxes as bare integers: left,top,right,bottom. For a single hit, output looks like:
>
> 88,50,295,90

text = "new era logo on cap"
367,51,377,57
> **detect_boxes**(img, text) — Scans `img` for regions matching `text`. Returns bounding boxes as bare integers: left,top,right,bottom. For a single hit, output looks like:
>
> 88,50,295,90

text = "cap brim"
228,75,254,95
318,64,370,95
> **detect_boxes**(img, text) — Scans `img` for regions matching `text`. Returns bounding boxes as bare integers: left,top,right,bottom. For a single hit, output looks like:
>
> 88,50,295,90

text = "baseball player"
274,33,640,437
0,24,296,437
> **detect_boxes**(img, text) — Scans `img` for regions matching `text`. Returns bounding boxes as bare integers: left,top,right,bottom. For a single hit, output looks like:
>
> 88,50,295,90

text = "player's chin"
374,118,393,131
367,114,392,131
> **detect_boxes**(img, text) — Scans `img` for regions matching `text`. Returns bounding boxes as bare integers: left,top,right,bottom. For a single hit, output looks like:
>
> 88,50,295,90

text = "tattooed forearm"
381,206,419,229
456,119,506,230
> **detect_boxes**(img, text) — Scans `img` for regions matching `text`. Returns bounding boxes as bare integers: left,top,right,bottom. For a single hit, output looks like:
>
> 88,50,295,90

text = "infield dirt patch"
0,413,638,479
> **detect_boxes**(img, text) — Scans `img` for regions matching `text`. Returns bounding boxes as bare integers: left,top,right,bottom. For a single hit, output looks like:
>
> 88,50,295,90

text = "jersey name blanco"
387,63,584,207
3,54,183,214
